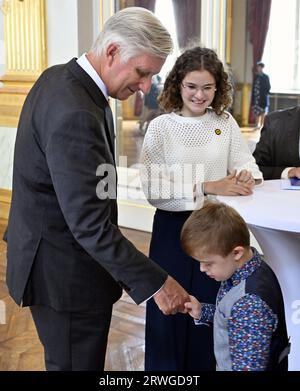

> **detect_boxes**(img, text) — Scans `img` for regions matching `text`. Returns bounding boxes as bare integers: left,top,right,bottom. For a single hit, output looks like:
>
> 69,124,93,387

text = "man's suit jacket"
253,106,300,179
6,58,167,311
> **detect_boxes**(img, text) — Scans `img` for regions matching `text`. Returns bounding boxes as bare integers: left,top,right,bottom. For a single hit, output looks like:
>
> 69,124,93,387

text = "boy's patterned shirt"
197,248,278,371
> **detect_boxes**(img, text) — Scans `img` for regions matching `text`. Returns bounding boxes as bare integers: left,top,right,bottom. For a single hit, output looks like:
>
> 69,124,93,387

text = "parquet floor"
0,218,151,371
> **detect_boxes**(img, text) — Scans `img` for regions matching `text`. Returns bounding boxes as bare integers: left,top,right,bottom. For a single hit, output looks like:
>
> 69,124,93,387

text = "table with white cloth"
218,179,300,371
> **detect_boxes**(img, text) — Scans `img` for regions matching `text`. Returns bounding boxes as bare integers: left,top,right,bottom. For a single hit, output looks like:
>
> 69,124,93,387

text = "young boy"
181,201,290,371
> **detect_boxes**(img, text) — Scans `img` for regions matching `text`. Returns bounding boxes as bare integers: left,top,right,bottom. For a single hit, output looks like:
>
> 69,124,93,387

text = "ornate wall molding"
0,0,47,127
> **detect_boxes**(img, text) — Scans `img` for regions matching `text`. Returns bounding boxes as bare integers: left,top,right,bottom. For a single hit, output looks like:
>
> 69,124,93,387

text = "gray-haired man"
5,7,189,371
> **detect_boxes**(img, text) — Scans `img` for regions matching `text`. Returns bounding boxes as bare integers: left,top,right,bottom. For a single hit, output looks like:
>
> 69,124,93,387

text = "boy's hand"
184,295,202,319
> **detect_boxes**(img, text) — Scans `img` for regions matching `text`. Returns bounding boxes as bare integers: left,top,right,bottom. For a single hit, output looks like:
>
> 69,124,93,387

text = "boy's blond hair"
181,201,250,257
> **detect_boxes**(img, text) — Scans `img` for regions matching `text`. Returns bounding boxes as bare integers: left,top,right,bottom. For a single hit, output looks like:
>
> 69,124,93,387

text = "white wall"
46,0,99,66
92,0,101,38
78,0,94,56
201,0,227,62
0,4,14,190
0,127,17,189
46,0,79,66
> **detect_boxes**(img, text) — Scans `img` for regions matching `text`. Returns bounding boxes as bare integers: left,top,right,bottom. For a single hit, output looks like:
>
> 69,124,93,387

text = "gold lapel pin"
215,129,221,135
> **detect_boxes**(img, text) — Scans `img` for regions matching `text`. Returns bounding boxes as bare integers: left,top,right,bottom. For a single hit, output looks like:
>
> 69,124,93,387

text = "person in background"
139,74,163,134
253,105,300,180
4,7,189,371
181,201,290,371
251,61,271,129
140,46,263,371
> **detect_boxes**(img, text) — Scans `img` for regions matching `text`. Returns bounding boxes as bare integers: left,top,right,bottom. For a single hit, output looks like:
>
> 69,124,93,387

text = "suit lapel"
67,58,116,159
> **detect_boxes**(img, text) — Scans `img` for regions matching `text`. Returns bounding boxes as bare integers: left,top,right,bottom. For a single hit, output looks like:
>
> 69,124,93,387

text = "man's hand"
288,167,300,179
153,275,189,315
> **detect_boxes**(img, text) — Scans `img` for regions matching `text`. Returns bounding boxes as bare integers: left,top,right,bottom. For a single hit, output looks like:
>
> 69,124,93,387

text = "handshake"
153,275,193,315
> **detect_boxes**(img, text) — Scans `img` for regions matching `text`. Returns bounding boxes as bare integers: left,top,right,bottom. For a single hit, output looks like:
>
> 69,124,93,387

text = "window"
262,0,300,93
154,0,179,79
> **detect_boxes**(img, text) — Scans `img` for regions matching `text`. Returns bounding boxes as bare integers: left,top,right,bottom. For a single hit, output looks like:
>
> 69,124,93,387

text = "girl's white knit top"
140,110,263,212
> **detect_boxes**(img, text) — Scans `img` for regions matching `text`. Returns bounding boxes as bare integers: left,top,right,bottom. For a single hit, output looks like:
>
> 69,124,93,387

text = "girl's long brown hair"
159,46,232,115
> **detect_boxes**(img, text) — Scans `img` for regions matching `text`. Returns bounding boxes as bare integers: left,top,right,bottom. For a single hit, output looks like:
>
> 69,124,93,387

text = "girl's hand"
204,171,253,196
236,169,255,187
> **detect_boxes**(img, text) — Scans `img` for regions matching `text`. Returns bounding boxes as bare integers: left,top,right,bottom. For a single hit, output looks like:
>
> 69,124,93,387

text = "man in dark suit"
5,7,189,371
253,105,300,180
